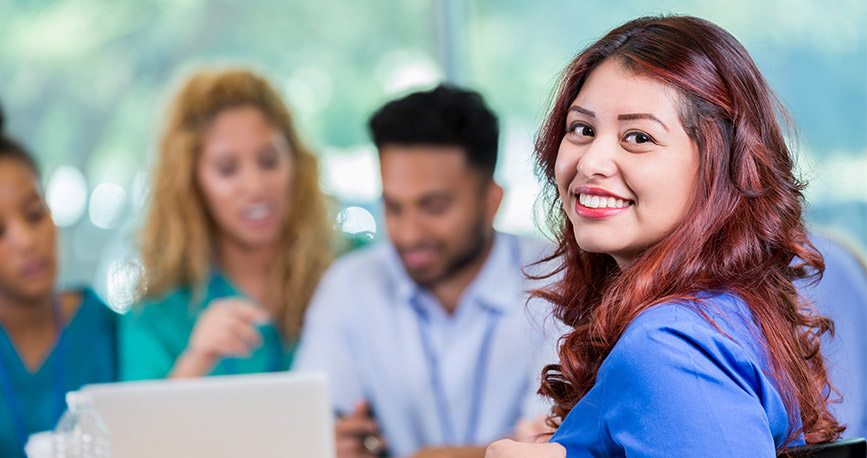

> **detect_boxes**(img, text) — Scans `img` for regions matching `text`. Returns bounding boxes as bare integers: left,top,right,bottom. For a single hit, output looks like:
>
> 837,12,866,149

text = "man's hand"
336,401,387,458
485,439,566,458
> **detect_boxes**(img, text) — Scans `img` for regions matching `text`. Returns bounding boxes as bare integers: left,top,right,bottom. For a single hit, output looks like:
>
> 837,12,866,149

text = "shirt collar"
385,231,527,314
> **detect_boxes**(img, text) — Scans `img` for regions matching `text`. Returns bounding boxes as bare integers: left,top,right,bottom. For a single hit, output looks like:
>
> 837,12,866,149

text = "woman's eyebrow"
617,113,669,132
567,105,595,117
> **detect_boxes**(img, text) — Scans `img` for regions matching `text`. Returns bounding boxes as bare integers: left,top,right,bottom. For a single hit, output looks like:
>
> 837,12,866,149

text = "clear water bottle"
51,391,110,458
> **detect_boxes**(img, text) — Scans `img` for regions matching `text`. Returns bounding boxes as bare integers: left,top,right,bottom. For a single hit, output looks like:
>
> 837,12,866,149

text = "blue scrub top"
0,289,118,458
550,293,802,457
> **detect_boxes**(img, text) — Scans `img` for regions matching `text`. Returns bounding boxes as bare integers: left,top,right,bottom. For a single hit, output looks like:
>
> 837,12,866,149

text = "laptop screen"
79,371,334,458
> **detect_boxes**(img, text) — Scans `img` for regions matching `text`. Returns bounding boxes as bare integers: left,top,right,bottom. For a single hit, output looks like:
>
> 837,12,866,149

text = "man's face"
380,145,500,287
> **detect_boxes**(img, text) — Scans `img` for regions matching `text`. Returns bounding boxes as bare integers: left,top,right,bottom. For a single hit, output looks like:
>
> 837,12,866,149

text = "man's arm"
292,263,365,410
293,263,383,458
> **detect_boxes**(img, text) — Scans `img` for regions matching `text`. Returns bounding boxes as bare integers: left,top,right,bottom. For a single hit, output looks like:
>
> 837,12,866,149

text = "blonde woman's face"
197,106,293,251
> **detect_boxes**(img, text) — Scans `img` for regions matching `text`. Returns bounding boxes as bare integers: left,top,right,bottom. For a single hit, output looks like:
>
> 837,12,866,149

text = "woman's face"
196,106,294,251
555,59,700,267
0,159,57,303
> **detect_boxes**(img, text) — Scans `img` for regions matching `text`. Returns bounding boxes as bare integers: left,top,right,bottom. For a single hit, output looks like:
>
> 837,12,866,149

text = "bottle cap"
65,391,94,408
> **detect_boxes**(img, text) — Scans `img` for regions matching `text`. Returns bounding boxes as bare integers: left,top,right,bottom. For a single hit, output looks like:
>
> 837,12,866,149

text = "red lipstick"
572,186,633,219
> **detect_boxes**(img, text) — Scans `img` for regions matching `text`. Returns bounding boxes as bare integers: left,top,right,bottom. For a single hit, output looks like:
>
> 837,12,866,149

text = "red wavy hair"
533,15,842,445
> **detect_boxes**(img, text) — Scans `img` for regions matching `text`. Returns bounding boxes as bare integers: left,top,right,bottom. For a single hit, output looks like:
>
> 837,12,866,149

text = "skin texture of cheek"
0,223,57,301
0,257,19,297
267,168,293,223
554,151,575,199
197,174,235,232
625,151,698,235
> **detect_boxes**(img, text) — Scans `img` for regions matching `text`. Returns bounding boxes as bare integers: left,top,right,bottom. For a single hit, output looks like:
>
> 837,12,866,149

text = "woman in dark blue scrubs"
0,106,117,458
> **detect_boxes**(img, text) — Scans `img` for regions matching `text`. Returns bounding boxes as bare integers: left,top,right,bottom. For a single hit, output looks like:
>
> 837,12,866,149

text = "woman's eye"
259,153,279,169
567,123,595,137
27,206,46,222
216,161,238,176
625,131,655,144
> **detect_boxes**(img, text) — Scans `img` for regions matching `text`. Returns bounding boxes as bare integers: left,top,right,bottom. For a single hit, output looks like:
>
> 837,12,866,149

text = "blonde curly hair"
139,67,333,338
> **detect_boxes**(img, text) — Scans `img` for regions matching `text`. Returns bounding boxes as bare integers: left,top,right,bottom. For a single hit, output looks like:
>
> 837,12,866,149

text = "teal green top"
120,272,294,381
0,289,118,458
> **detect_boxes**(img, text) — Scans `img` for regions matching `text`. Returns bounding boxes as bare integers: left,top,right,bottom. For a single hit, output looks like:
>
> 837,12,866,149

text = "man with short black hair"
294,85,559,458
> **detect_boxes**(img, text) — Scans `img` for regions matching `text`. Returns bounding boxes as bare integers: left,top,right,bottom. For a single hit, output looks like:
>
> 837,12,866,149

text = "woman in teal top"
123,272,291,379
0,107,117,458
121,68,334,380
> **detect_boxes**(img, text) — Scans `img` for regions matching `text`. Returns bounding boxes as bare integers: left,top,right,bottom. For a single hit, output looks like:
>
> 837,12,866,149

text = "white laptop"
79,371,335,458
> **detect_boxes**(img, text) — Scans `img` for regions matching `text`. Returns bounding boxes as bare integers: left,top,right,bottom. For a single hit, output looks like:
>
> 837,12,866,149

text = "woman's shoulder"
57,287,117,339
61,287,114,319
125,273,235,323
79,287,114,313
123,287,207,331
587,293,793,456
132,274,228,311
138,285,194,307
627,292,755,338
613,292,766,372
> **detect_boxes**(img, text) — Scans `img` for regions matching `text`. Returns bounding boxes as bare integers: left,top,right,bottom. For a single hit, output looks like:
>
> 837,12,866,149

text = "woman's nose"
578,137,618,179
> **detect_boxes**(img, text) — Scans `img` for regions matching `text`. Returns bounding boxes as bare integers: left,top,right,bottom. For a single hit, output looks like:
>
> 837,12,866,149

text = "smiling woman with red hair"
487,15,842,457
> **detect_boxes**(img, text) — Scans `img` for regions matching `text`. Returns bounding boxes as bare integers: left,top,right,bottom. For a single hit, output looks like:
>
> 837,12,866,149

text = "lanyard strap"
0,297,66,451
414,304,501,445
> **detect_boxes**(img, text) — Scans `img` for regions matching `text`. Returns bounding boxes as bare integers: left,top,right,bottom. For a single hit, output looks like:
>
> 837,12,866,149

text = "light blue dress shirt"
550,293,803,457
292,232,561,456
798,235,867,439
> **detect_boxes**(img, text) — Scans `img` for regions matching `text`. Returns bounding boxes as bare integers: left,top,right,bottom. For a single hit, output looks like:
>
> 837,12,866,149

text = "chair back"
780,438,866,457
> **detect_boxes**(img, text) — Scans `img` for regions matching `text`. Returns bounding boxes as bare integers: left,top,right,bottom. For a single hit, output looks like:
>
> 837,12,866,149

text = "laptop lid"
80,371,334,458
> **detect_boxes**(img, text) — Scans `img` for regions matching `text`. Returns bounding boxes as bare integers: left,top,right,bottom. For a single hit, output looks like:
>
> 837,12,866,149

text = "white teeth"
243,203,273,220
577,193,631,209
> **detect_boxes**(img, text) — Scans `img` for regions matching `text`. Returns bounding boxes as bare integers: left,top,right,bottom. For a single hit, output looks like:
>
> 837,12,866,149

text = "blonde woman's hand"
485,439,566,458
171,298,270,378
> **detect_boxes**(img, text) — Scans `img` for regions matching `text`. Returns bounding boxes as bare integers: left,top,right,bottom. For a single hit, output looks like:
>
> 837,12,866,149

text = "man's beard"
401,218,491,288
